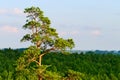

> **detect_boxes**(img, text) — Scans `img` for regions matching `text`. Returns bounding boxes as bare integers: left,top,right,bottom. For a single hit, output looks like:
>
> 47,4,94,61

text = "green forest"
0,48,120,80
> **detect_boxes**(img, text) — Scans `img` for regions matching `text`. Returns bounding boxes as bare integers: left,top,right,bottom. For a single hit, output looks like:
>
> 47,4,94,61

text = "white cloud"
83,26,100,31
82,26,102,36
58,31,79,36
0,8,23,15
0,9,7,14
91,30,101,36
58,31,67,36
0,26,19,33
70,31,79,35
13,8,23,15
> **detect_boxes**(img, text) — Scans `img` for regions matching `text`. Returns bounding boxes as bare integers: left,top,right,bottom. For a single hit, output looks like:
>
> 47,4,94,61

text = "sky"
0,0,120,50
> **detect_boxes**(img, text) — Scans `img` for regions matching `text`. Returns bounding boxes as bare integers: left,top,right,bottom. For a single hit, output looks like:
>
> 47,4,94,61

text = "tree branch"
41,47,55,57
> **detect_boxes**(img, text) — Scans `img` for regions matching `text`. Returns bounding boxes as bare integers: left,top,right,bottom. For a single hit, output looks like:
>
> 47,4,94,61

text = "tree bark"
37,47,55,80
39,55,42,66
38,75,42,80
36,40,42,49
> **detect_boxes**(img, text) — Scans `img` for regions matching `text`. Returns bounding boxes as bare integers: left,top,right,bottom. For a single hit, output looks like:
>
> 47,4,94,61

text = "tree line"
0,48,120,80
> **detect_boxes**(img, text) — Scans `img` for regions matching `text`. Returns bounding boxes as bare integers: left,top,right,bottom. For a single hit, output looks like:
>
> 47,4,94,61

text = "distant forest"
0,48,120,80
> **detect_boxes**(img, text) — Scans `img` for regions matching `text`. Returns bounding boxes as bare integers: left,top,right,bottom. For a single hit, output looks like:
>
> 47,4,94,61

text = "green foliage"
0,49,120,79
55,38,74,50
65,69,85,80
0,49,22,80
21,6,74,51
43,52,120,79
43,71,62,80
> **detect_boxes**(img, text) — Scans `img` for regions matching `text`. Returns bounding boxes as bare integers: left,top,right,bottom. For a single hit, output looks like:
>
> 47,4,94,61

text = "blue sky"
0,0,120,50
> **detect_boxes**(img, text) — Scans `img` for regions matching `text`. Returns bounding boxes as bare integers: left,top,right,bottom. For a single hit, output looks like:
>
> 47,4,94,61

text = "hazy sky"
0,0,120,50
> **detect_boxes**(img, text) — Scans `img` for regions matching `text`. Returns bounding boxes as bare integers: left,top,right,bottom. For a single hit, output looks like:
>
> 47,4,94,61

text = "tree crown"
21,6,75,52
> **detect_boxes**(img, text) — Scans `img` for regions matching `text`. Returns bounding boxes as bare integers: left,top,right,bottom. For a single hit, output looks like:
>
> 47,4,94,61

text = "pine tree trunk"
38,55,42,80
39,55,42,66
38,75,42,80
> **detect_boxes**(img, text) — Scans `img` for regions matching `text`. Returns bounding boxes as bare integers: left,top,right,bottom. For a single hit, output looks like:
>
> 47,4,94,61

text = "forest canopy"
0,48,120,80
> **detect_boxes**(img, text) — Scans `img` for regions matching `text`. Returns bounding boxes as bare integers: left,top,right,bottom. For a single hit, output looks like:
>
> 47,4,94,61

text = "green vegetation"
0,49,120,80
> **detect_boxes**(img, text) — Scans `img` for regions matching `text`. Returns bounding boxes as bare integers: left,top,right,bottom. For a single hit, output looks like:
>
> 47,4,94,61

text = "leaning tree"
16,6,74,80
